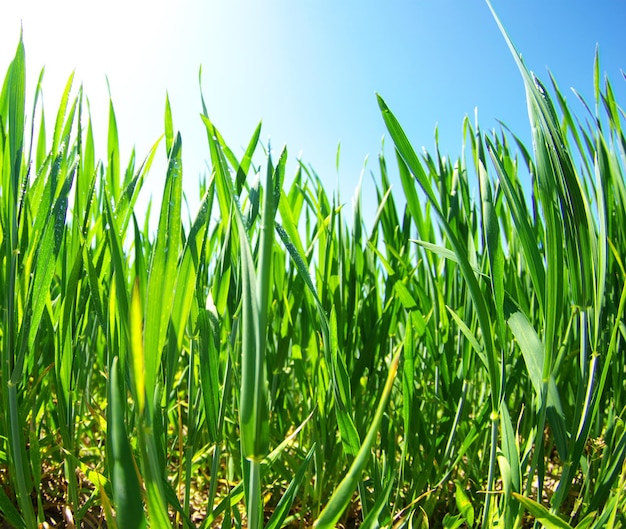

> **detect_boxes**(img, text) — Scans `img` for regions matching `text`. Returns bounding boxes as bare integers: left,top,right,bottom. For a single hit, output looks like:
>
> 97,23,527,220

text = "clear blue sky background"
1,1,625,228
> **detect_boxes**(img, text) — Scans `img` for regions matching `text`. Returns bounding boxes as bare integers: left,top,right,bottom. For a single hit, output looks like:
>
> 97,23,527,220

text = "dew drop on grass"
54,202,67,247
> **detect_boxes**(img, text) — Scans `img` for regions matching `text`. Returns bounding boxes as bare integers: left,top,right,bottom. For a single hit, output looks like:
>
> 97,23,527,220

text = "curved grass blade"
378,93,502,526
265,445,316,529
486,0,594,313
0,485,26,529
360,476,395,529
377,94,500,405
313,348,401,529
512,493,573,529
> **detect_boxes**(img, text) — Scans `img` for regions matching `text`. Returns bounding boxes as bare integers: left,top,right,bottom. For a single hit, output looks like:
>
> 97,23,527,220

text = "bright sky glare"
1,1,625,227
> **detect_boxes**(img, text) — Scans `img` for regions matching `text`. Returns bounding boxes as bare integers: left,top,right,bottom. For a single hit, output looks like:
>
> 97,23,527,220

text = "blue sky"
1,1,625,228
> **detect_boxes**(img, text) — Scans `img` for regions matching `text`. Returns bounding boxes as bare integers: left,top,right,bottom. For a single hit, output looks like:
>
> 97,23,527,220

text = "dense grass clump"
1,10,626,529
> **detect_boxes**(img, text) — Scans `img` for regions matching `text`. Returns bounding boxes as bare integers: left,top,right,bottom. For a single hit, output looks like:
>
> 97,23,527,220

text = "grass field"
1,7,625,529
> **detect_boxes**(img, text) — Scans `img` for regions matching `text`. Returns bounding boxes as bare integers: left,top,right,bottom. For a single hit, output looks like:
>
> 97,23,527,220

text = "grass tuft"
1,5,625,528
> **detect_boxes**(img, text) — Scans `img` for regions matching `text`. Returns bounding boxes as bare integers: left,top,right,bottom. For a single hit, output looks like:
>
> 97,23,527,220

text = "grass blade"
314,348,401,529
108,357,147,529
512,493,573,529
143,132,183,412
265,446,316,529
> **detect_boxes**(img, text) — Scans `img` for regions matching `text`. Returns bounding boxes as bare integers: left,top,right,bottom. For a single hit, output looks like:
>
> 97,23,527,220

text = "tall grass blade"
377,94,500,404
378,93,501,525
143,132,183,411
1,35,38,529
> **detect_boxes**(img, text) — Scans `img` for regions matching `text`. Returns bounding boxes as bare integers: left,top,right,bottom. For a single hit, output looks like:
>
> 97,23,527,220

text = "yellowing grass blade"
130,278,146,415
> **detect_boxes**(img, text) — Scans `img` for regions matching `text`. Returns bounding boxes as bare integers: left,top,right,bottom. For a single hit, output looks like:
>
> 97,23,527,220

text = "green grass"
1,6,626,528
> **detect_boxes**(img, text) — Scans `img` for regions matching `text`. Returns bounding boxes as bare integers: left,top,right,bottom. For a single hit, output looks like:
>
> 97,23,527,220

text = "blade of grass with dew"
143,131,183,411
17,162,75,369
106,97,121,202
138,134,185,529
1,36,38,529
23,67,43,202
113,138,161,238
168,184,215,515
167,185,213,399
